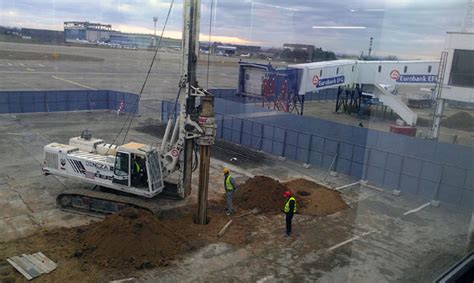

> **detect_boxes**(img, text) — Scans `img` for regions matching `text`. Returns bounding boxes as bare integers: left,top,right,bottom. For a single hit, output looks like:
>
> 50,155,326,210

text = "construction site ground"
0,42,472,282
0,111,472,282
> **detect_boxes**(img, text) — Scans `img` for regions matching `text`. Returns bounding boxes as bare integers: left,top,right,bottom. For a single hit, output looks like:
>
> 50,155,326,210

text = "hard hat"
223,168,230,174
283,191,292,198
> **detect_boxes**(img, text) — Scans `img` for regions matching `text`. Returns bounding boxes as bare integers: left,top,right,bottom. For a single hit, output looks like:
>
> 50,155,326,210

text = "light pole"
153,16,158,47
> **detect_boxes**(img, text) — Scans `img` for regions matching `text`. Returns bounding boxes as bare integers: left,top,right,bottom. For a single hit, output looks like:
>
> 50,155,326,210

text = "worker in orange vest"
283,191,297,236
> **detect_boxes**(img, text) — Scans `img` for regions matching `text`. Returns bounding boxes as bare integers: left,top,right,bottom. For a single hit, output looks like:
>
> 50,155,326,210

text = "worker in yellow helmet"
283,191,297,236
223,168,237,216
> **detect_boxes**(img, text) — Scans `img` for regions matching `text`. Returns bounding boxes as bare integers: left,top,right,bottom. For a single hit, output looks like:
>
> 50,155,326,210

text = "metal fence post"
239,119,243,144
349,143,355,177
363,148,371,181
306,135,313,165
324,142,340,181
394,155,405,196
221,115,225,139
43,93,48,113
282,130,287,157
321,138,326,167
431,164,444,206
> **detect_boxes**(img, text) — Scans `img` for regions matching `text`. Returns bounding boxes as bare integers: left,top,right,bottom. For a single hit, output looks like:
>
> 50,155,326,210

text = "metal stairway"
373,84,417,126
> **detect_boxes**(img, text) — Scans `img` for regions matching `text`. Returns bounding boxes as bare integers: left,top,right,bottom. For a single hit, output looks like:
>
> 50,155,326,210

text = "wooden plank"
7,258,33,280
19,255,43,276
16,256,40,279
235,208,259,218
217,219,233,237
27,253,49,273
30,253,52,273
38,252,57,271
7,253,57,280
36,252,57,272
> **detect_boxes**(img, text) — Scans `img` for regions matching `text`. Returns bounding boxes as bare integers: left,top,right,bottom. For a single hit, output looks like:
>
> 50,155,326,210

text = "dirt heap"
443,111,474,132
284,178,349,216
74,208,192,269
0,204,259,282
234,176,348,216
234,176,289,212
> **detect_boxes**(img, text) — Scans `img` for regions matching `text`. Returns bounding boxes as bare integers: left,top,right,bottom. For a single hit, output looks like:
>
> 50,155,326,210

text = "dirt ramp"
75,208,191,269
284,178,348,216
234,176,289,212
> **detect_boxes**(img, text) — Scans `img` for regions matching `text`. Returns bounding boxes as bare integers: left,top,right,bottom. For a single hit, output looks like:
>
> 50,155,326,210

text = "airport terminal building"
64,21,113,43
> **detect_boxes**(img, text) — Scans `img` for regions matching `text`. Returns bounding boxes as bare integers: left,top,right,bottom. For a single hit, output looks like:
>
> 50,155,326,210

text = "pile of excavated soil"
0,203,258,282
443,111,474,132
74,208,192,270
234,176,349,215
234,176,348,216
284,179,349,216
234,176,291,212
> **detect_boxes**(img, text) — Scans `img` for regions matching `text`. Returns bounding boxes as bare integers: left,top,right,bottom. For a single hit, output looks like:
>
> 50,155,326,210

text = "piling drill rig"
42,0,216,215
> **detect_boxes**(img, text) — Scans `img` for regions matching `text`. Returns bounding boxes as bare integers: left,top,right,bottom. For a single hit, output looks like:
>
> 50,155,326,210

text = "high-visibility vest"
284,197,297,213
134,161,140,173
225,175,234,191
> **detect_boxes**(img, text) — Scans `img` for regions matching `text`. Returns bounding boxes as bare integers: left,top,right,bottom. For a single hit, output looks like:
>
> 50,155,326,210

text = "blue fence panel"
0,103,9,113
284,144,297,160
336,158,351,175
311,135,325,153
383,171,400,190
442,165,466,188
324,140,339,155
252,122,263,137
339,143,353,160
438,183,463,205
251,135,262,149
465,171,474,188
297,133,311,150
274,127,286,143
286,130,298,146
366,165,385,186
272,141,284,156
0,93,9,104
231,130,241,144
262,137,273,153
461,189,474,209
385,153,403,173
369,149,387,169
418,179,437,200
400,174,419,195
0,90,138,114
350,162,364,179
242,120,252,134
242,133,252,146
435,142,473,169
402,157,422,177
420,162,442,182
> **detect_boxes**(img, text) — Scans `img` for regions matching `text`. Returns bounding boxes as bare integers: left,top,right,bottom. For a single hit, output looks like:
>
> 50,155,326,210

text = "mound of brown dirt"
284,179,348,216
234,176,289,212
75,208,192,269
443,111,474,132
233,176,349,215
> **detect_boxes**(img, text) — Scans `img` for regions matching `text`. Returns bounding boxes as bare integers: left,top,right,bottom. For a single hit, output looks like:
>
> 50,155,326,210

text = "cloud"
0,0,468,58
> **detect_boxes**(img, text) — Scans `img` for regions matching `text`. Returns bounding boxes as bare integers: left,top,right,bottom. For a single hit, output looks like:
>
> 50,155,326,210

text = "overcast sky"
0,0,469,59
